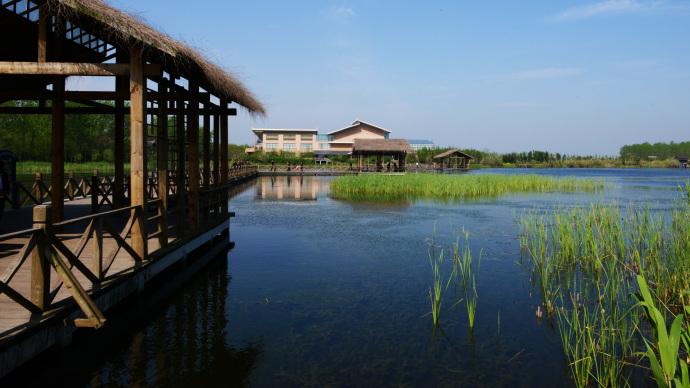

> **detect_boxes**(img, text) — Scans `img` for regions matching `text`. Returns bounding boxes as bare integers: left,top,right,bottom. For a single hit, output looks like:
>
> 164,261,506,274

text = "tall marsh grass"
331,173,603,202
519,198,690,386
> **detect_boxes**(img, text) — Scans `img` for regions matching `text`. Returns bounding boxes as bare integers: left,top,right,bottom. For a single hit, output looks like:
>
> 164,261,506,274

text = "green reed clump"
520,200,690,386
427,234,458,329
331,173,603,202
426,228,482,330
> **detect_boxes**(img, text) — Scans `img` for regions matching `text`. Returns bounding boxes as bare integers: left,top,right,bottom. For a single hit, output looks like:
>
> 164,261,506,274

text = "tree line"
619,141,690,162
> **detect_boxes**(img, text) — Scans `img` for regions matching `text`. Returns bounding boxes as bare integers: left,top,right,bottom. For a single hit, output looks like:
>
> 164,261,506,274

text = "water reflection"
256,176,328,201
4,256,262,388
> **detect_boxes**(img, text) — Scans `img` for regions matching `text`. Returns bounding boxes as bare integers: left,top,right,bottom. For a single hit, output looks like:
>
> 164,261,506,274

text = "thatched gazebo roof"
352,139,413,154
14,0,265,114
433,149,474,160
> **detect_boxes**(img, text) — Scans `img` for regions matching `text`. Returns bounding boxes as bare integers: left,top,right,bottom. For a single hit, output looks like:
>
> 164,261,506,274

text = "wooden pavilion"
352,139,412,172
433,149,473,171
0,0,264,377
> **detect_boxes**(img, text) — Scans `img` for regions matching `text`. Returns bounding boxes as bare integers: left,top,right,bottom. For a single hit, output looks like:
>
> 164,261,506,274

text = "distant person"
349,161,353,171
386,161,391,172
271,161,275,172
0,161,8,222
287,161,292,172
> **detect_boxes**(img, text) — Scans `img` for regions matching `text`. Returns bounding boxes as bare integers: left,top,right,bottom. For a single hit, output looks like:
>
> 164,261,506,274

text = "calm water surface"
6,168,690,387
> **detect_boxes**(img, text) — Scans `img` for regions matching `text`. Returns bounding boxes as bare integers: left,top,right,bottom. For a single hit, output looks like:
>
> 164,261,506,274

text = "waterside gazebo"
0,0,264,372
433,149,473,170
352,139,412,172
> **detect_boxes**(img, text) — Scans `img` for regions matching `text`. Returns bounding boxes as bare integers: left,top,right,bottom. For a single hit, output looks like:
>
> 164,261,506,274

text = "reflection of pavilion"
257,176,324,201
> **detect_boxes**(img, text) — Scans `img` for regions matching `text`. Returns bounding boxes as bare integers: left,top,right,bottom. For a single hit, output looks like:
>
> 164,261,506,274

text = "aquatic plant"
466,276,477,330
636,275,690,388
519,199,690,386
427,234,458,329
330,173,603,202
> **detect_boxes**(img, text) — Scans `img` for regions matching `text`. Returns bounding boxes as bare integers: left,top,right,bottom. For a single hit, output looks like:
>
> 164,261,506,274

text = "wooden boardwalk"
0,198,174,340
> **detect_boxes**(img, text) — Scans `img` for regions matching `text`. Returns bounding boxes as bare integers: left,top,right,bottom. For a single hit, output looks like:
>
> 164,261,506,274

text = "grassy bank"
519,198,690,386
330,173,603,202
17,161,127,174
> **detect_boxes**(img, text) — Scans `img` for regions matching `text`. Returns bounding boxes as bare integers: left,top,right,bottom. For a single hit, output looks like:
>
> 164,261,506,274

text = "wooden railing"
0,203,158,331
8,165,258,210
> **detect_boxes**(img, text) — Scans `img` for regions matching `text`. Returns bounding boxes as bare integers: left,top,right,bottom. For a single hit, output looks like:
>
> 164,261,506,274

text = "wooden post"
187,81,200,233
213,112,220,186
220,100,229,217
220,99,229,186
37,5,48,63
92,217,103,280
203,109,211,187
50,16,65,222
156,78,169,247
113,51,128,207
175,83,186,237
31,205,51,311
91,170,99,213
129,47,147,259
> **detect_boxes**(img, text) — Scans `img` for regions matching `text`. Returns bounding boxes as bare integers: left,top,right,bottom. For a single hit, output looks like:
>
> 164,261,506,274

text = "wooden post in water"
31,205,51,310
156,78,169,247
129,47,147,259
187,81,200,233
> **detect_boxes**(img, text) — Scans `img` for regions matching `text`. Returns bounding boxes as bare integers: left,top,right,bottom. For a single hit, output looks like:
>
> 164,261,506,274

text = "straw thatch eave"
352,139,413,154
43,0,265,115
433,149,474,160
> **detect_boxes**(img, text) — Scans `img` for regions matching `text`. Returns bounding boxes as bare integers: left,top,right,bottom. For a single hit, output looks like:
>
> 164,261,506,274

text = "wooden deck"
0,198,174,340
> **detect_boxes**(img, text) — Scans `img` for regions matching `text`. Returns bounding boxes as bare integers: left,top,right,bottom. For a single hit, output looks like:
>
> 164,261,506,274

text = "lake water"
4,168,690,387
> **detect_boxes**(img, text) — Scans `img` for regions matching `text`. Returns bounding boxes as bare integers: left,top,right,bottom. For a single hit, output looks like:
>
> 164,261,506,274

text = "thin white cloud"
511,67,583,80
554,0,645,21
553,0,690,21
331,6,356,18
496,101,543,109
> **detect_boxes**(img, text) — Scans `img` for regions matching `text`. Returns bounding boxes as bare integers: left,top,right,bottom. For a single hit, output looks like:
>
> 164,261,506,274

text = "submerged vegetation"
519,196,690,386
331,173,602,202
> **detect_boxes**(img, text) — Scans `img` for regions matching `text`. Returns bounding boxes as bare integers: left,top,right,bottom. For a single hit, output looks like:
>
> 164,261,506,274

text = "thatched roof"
352,139,413,154
45,0,265,115
433,149,474,160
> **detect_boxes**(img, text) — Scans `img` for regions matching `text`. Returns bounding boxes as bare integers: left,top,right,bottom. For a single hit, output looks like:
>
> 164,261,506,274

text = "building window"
283,134,296,141
300,134,313,141
265,143,278,151
284,143,296,151
319,143,329,150
317,134,333,142
265,134,279,141
301,143,313,152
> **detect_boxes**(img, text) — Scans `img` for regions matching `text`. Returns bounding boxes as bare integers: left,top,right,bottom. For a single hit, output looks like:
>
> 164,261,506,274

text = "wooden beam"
0,106,237,115
0,62,161,76
129,47,147,260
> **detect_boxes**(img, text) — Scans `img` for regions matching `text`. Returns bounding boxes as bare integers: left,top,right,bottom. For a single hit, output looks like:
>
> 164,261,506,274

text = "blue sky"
99,0,690,155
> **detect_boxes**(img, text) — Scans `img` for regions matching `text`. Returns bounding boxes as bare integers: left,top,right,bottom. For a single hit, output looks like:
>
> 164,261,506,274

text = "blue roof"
408,139,434,144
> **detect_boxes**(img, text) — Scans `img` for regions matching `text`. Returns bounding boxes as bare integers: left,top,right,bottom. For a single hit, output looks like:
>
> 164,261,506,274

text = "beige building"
327,120,390,153
251,120,391,155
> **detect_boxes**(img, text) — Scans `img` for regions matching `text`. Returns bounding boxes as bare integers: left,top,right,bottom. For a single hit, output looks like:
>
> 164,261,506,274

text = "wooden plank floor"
0,198,174,340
